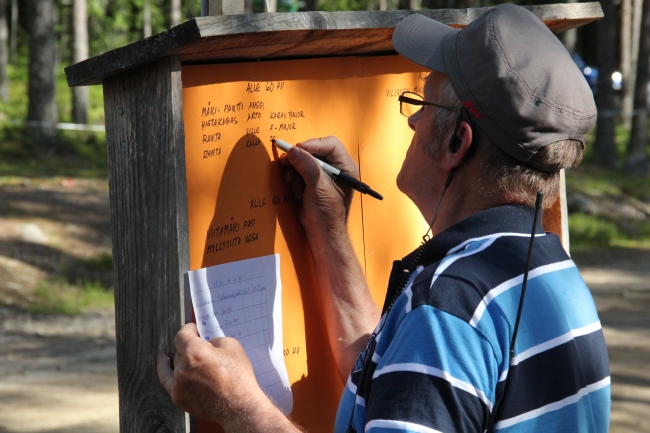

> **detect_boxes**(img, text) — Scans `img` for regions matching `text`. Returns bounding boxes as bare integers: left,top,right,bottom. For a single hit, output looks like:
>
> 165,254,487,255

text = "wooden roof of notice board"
65,2,603,87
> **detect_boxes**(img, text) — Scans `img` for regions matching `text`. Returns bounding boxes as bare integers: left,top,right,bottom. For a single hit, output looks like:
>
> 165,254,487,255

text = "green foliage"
55,67,107,125
0,15,106,177
0,0,170,145
569,213,623,248
29,279,114,315
87,0,170,57
565,164,625,196
25,252,114,315
81,252,114,272
0,124,107,177
319,0,374,11
566,165,650,249
582,118,650,168
569,212,650,250
0,45,29,121
566,163,650,203
0,42,107,178
620,177,650,202
318,0,521,12
59,252,114,290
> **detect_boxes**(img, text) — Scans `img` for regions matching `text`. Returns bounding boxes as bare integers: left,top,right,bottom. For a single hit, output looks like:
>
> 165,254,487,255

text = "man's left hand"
157,323,297,432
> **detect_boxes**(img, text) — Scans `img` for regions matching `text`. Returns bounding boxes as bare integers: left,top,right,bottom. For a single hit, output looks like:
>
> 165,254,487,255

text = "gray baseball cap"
393,4,596,171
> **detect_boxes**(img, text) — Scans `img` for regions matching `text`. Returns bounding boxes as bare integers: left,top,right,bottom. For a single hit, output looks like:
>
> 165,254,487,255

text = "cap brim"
393,14,459,74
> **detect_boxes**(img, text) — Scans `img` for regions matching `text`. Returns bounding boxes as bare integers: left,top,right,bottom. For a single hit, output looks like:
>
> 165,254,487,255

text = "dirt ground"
573,249,650,433
0,178,648,432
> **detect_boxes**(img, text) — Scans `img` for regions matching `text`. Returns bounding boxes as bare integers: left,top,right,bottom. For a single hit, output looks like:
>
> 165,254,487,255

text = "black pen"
273,139,383,200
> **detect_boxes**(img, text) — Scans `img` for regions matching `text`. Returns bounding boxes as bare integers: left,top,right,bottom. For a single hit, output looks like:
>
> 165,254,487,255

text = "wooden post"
559,170,570,254
103,55,191,433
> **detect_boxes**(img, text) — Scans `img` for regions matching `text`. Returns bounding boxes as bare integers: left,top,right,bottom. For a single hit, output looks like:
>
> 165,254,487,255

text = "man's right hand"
279,136,358,236
278,137,379,380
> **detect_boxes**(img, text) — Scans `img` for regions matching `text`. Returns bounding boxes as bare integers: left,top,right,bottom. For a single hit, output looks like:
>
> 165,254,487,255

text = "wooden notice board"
182,55,431,431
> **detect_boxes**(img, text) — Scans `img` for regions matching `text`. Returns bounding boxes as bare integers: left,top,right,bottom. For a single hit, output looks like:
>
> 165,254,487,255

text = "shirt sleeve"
364,305,499,433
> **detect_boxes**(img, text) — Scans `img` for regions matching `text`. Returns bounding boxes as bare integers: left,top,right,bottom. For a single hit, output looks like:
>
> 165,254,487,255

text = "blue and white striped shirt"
335,205,610,433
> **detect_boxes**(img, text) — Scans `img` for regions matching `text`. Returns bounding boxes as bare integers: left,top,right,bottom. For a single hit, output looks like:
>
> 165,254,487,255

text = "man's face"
396,73,445,222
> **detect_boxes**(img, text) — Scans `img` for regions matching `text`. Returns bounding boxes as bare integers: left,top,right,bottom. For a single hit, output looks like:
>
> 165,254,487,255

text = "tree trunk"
170,0,181,26
186,0,199,19
626,0,650,175
560,0,578,53
72,0,88,124
0,0,8,102
621,0,633,127
208,0,245,14
303,0,318,11
623,0,644,129
143,0,151,38
594,0,618,168
27,0,58,148
9,0,16,65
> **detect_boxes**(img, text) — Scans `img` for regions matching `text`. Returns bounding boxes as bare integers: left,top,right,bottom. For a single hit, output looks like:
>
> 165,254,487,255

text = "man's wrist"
220,392,298,433
302,217,349,247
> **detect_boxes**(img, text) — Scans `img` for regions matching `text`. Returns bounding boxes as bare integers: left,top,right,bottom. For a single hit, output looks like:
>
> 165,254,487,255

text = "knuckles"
164,328,262,423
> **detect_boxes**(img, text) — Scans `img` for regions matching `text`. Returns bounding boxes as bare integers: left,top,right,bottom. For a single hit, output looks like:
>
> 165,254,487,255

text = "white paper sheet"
188,254,293,414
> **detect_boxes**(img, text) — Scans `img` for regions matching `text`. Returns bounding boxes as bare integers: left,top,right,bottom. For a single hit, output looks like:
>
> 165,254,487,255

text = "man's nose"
407,109,421,131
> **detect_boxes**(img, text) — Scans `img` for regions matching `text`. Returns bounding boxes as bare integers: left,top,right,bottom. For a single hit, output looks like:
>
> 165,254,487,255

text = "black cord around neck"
380,168,456,316
485,192,544,432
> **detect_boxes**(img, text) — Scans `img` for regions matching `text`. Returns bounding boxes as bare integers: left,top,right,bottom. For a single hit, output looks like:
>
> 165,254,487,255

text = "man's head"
393,4,595,208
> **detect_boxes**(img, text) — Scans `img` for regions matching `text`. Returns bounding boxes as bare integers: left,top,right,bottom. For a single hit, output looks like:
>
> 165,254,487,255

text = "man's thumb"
287,147,322,187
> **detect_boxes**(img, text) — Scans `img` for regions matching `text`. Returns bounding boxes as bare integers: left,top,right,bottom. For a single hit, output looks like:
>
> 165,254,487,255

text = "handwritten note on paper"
188,254,293,414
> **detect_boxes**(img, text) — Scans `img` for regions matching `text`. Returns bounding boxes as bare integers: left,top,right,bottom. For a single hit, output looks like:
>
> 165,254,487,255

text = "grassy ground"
566,164,650,249
29,252,114,315
568,121,650,250
0,126,108,178
0,46,106,124
0,176,114,315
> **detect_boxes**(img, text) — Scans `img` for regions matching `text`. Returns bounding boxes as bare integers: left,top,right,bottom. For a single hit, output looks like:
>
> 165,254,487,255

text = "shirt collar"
402,204,545,267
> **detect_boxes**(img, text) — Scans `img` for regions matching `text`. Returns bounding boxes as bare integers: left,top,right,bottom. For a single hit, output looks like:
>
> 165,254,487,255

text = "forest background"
1,0,650,308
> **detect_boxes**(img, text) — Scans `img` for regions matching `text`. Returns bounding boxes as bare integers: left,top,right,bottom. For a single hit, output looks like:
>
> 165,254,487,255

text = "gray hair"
429,74,583,208
428,75,462,160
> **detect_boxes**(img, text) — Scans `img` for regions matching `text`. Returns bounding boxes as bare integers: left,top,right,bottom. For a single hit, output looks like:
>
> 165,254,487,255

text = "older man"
158,4,610,432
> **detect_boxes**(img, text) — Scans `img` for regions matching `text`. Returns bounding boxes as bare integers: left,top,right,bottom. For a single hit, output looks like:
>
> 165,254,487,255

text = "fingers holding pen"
285,146,325,189
297,136,359,179
279,144,333,201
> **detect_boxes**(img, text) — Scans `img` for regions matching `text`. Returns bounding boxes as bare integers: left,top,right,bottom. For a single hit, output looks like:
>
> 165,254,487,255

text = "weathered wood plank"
103,55,190,433
66,2,603,87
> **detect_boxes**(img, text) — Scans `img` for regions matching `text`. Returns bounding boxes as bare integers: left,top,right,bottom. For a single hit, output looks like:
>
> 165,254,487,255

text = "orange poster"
182,56,428,432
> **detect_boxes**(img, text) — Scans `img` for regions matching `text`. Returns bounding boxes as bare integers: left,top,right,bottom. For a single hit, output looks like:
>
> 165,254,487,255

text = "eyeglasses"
398,91,455,117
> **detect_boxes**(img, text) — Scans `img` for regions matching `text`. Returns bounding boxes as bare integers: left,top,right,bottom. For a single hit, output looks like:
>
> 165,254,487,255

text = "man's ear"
441,121,473,171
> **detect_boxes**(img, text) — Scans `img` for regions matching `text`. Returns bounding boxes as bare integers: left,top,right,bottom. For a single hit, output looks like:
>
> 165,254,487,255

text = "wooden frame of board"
65,4,602,432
